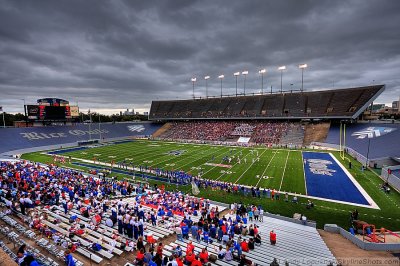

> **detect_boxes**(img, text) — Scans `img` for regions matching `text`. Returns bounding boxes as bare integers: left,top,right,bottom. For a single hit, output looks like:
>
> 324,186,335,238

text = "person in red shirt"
199,248,209,263
135,248,145,265
185,251,195,265
221,223,227,234
270,230,276,245
254,225,259,236
240,240,249,252
175,256,184,266
191,256,202,266
186,241,194,255
156,242,163,257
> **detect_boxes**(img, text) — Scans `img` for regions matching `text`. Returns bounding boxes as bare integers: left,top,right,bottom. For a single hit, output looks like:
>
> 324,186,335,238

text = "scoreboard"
27,105,77,120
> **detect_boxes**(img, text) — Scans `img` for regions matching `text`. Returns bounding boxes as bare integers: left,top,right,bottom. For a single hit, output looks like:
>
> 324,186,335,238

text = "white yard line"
279,150,291,191
255,150,279,187
173,148,224,169
301,152,308,195
210,148,247,180
233,149,267,184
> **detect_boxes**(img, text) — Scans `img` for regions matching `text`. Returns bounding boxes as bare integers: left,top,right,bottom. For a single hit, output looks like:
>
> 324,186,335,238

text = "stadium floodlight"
234,72,240,96
218,75,224,97
191,77,197,99
242,71,248,95
278,66,286,93
204,76,210,98
298,64,308,92
259,69,266,94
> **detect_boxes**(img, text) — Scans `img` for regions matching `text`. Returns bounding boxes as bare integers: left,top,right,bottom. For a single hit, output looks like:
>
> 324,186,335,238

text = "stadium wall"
324,123,400,160
381,165,400,193
324,224,400,251
0,122,162,155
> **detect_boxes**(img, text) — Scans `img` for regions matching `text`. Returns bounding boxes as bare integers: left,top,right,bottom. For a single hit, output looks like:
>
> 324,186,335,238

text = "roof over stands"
149,85,384,121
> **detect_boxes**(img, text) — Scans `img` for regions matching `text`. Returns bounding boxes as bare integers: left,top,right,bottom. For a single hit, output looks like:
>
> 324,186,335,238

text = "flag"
191,181,200,195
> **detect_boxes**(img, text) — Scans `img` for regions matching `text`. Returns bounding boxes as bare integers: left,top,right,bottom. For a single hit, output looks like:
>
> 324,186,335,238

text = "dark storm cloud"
1,0,400,114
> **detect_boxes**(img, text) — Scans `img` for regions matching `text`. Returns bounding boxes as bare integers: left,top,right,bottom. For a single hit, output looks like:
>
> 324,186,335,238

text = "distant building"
392,100,399,111
368,104,386,113
143,112,149,116
124,108,135,115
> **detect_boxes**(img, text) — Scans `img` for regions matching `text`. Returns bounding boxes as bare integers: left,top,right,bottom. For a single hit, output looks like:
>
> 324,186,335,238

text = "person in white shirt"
259,209,264,222
301,215,307,225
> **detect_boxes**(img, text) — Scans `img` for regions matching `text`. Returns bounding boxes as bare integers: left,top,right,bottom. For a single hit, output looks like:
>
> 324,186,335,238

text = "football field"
47,139,378,208
21,138,400,229
54,140,307,194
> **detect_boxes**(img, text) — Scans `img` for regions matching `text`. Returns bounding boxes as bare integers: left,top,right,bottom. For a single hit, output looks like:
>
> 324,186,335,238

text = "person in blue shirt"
181,224,189,239
217,227,223,242
191,224,198,242
64,250,76,266
233,240,242,257
203,230,210,245
209,224,217,238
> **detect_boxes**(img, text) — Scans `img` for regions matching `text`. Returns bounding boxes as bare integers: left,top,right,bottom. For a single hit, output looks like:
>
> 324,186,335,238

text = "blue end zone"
302,152,369,205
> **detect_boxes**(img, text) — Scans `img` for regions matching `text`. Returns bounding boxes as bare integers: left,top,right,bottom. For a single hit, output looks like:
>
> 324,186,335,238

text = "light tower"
191,77,197,99
258,69,266,94
204,76,210,98
242,71,248,95
298,64,308,92
234,72,240,96
278,66,286,93
218,75,224,97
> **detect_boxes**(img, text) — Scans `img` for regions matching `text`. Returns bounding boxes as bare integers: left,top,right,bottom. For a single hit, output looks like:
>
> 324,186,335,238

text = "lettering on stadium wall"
20,129,109,141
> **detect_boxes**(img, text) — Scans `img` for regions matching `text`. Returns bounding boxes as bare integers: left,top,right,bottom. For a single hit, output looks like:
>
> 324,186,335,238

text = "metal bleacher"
149,85,384,120
164,213,336,266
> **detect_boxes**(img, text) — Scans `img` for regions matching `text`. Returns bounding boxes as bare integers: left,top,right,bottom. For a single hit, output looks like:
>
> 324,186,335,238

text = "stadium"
1,1,400,266
1,83,400,266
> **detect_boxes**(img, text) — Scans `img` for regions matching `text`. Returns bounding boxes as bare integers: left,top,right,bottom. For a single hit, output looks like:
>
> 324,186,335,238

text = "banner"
70,106,79,117
191,181,200,195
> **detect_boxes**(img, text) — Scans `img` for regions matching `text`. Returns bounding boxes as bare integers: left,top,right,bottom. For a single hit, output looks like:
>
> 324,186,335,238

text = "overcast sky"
1,0,400,114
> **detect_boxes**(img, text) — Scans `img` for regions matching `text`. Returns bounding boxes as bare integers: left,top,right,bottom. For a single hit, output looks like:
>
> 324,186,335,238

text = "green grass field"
60,140,307,194
21,139,400,230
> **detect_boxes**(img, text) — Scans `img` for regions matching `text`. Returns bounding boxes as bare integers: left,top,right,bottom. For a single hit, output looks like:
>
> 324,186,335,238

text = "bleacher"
149,85,384,120
158,121,295,145
162,213,335,266
0,122,162,155
0,188,227,265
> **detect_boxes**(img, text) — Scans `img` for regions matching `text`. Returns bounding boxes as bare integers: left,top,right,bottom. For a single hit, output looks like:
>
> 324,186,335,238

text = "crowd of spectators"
135,202,265,266
0,160,223,266
160,121,298,145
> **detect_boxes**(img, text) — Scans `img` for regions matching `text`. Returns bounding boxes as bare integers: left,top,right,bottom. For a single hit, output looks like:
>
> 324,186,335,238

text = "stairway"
152,122,172,138
303,122,331,145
